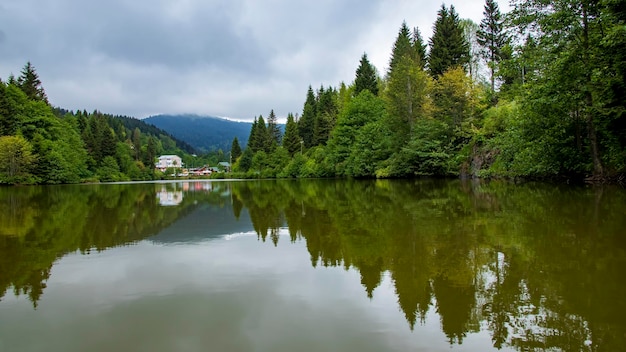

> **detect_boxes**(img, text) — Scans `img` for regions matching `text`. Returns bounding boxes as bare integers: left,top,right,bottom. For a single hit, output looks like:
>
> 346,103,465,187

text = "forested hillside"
231,1,625,183
0,64,196,184
144,114,252,152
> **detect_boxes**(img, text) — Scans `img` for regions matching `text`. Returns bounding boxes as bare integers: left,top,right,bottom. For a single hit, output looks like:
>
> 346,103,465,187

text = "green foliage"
327,90,387,176
299,86,317,149
388,22,414,77
0,135,36,184
16,62,48,104
266,109,281,147
354,53,379,96
476,0,508,93
236,147,254,172
231,137,242,160
282,113,301,156
428,5,470,78
385,54,432,148
96,156,122,182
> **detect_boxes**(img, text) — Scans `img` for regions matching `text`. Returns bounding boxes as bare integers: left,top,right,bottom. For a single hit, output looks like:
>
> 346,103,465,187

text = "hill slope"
144,114,252,152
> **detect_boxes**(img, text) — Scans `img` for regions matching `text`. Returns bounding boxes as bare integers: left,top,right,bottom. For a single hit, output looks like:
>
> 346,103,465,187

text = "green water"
0,179,625,351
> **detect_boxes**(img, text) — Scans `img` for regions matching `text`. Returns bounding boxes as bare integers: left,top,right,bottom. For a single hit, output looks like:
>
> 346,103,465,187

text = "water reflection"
1,179,625,351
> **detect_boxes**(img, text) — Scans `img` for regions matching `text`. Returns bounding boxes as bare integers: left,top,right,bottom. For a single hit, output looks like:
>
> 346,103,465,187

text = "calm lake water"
1,179,625,351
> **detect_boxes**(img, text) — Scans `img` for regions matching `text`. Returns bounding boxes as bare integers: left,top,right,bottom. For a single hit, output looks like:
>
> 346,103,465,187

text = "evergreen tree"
17,62,48,104
266,109,281,147
388,22,414,76
386,22,432,148
477,0,508,93
144,136,157,168
298,86,317,148
132,128,142,161
282,113,301,155
354,53,379,96
231,137,242,160
428,5,470,78
412,27,428,69
247,117,260,152
314,86,337,146
254,115,269,152
0,82,18,136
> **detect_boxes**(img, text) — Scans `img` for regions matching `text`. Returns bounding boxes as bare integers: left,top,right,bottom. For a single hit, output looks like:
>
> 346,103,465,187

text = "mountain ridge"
144,114,252,152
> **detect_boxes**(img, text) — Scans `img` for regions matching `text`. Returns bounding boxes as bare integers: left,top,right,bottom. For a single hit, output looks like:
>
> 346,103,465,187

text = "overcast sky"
0,0,509,122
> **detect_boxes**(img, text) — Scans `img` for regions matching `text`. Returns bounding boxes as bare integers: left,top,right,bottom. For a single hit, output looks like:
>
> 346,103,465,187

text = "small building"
218,162,231,172
156,155,183,172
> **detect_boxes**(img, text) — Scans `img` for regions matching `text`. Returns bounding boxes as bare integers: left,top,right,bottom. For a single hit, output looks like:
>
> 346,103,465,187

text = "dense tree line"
0,64,204,184
233,1,625,182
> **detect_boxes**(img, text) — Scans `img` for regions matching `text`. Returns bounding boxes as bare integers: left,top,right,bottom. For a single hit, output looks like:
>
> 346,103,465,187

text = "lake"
1,179,625,351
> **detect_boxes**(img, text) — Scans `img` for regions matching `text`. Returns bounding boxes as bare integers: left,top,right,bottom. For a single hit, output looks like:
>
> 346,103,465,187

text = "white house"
155,155,183,172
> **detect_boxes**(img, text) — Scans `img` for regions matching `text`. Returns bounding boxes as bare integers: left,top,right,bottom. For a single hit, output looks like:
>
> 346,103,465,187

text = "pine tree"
266,109,281,147
386,22,431,148
477,0,507,93
388,22,413,76
247,117,260,152
282,113,301,155
132,128,142,161
298,86,317,148
231,137,242,160
17,62,48,103
412,27,427,69
314,86,337,146
254,115,269,152
428,5,470,78
0,82,18,136
354,53,379,96
144,136,157,168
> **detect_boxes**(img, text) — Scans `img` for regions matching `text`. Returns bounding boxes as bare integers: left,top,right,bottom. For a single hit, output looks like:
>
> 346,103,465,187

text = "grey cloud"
0,0,497,120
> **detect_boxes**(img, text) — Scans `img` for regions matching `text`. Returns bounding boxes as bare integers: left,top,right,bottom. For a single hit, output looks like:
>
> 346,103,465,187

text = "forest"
0,63,226,184
1,0,625,184
232,0,626,183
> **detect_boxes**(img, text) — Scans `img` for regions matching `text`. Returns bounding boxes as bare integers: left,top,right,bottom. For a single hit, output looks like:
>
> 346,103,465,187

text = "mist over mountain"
144,114,252,152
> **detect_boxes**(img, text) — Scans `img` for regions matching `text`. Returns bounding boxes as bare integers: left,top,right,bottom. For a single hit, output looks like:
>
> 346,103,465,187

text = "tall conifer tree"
354,53,379,96
282,113,301,155
412,27,428,69
477,0,507,93
428,5,470,78
17,62,48,104
388,22,413,76
266,109,281,147
231,137,242,160
298,86,317,148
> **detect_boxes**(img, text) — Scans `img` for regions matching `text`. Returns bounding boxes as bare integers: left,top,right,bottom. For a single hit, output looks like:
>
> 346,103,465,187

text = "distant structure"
155,155,183,172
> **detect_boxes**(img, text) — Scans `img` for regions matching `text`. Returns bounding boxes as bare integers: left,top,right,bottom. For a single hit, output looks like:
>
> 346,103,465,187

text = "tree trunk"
582,4,604,177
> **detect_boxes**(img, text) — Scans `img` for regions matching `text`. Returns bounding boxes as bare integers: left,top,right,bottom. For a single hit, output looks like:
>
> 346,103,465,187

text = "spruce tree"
386,22,431,148
282,113,301,155
266,109,281,147
428,5,470,78
314,86,337,146
354,53,379,96
254,115,269,152
247,117,259,152
298,86,316,148
412,27,427,69
388,22,413,76
231,137,242,160
17,62,48,103
477,0,507,93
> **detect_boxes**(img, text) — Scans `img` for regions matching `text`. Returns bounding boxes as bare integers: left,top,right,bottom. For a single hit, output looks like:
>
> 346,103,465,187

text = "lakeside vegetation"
232,1,626,183
1,1,624,184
